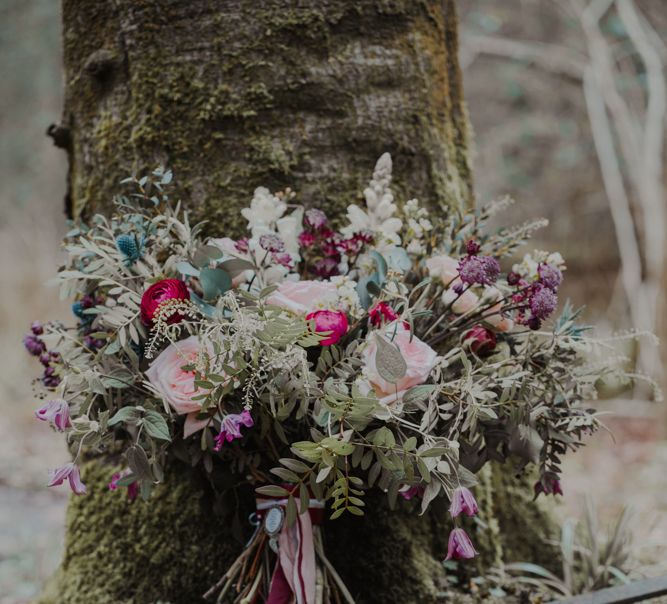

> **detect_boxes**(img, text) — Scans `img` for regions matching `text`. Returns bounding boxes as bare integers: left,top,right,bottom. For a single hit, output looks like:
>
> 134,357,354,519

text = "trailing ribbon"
256,495,323,604
204,488,355,604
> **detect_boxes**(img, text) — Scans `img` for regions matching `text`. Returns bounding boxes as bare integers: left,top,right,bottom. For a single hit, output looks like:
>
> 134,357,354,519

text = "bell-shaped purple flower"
445,528,477,561
47,462,87,495
109,469,139,501
449,486,479,518
213,410,254,451
35,399,71,431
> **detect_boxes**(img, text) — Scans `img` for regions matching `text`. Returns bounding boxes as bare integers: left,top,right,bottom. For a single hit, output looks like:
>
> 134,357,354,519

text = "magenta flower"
35,399,71,431
306,309,349,346
445,528,477,561
47,462,86,495
399,485,425,501
109,469,139,501
449,486,479,518
214,410,254,451
368,302,399,327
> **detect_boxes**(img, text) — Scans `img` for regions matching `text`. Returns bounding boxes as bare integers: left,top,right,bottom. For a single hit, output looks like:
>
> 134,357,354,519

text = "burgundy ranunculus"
306,310,348,346
464,325,497,354
140,279,190,325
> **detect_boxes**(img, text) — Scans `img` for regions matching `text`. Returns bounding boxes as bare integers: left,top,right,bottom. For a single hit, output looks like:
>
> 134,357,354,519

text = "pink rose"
442,287,480,314
140,279,190,325
426,254,461,287
266,280,339,314
306,310,348,346
362,325,438,404
146,335,212,437
482,287,514,332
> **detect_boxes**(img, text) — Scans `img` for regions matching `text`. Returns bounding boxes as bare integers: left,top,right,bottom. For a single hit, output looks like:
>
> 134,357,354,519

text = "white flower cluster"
403,198,433,255
342,153,402,250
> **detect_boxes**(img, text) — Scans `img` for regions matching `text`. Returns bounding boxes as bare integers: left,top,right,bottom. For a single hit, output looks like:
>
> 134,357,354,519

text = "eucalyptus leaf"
374,334,407,384
199,267,232,300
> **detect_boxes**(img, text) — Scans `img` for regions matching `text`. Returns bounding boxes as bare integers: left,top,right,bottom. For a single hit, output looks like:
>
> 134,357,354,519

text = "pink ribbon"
264,506,317,604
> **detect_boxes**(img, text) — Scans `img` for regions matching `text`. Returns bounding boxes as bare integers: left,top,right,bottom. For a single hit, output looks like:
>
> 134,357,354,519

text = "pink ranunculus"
368,301,399,327
213,410,254,451
146,335,214,437
445,528,477,561
266,280,339,314
35,398,71,431
426,254,461,287
449,486,479,518
47,462,86,495
463,325,496,355
140,279,190,325
362,325,438,405
306,310,348,346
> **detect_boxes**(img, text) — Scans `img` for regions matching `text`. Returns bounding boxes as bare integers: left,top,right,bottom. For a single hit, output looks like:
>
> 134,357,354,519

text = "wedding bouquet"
26,154,639,603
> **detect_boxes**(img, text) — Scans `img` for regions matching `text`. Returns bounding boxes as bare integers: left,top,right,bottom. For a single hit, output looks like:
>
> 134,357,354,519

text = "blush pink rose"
482,287,514,332
266,280,338,314
426,254,461,287
306,310,348,345
146,335,212,437
442,287,480,314
362,325,438,404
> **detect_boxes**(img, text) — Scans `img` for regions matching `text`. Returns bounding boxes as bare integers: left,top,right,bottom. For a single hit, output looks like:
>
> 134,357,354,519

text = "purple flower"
458,255,500,286
534,475,563,498
538,263,562,291
31,321,44,335
304,208,328,230
47,462,86,495
449,486,479,518
529,285,558,320
445,528,477,561
214,410,254,451
24,334,46,356
259,234,285,253
109,469,139,501
35,399,71,431
465,240,481,255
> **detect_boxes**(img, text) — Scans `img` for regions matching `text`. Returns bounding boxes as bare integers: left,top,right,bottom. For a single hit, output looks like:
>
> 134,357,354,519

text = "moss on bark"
43,1,560,601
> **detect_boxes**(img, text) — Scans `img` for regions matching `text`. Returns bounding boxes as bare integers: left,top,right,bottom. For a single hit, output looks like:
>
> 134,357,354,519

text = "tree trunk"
41,1,558,602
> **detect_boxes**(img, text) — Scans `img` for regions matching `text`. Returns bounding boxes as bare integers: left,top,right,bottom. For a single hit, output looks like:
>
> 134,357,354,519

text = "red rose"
464,325,496,355
140,279,190,325
306,310,348,346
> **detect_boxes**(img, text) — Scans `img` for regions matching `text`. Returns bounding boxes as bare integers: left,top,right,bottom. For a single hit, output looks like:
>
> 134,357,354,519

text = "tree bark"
41,1,558,602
